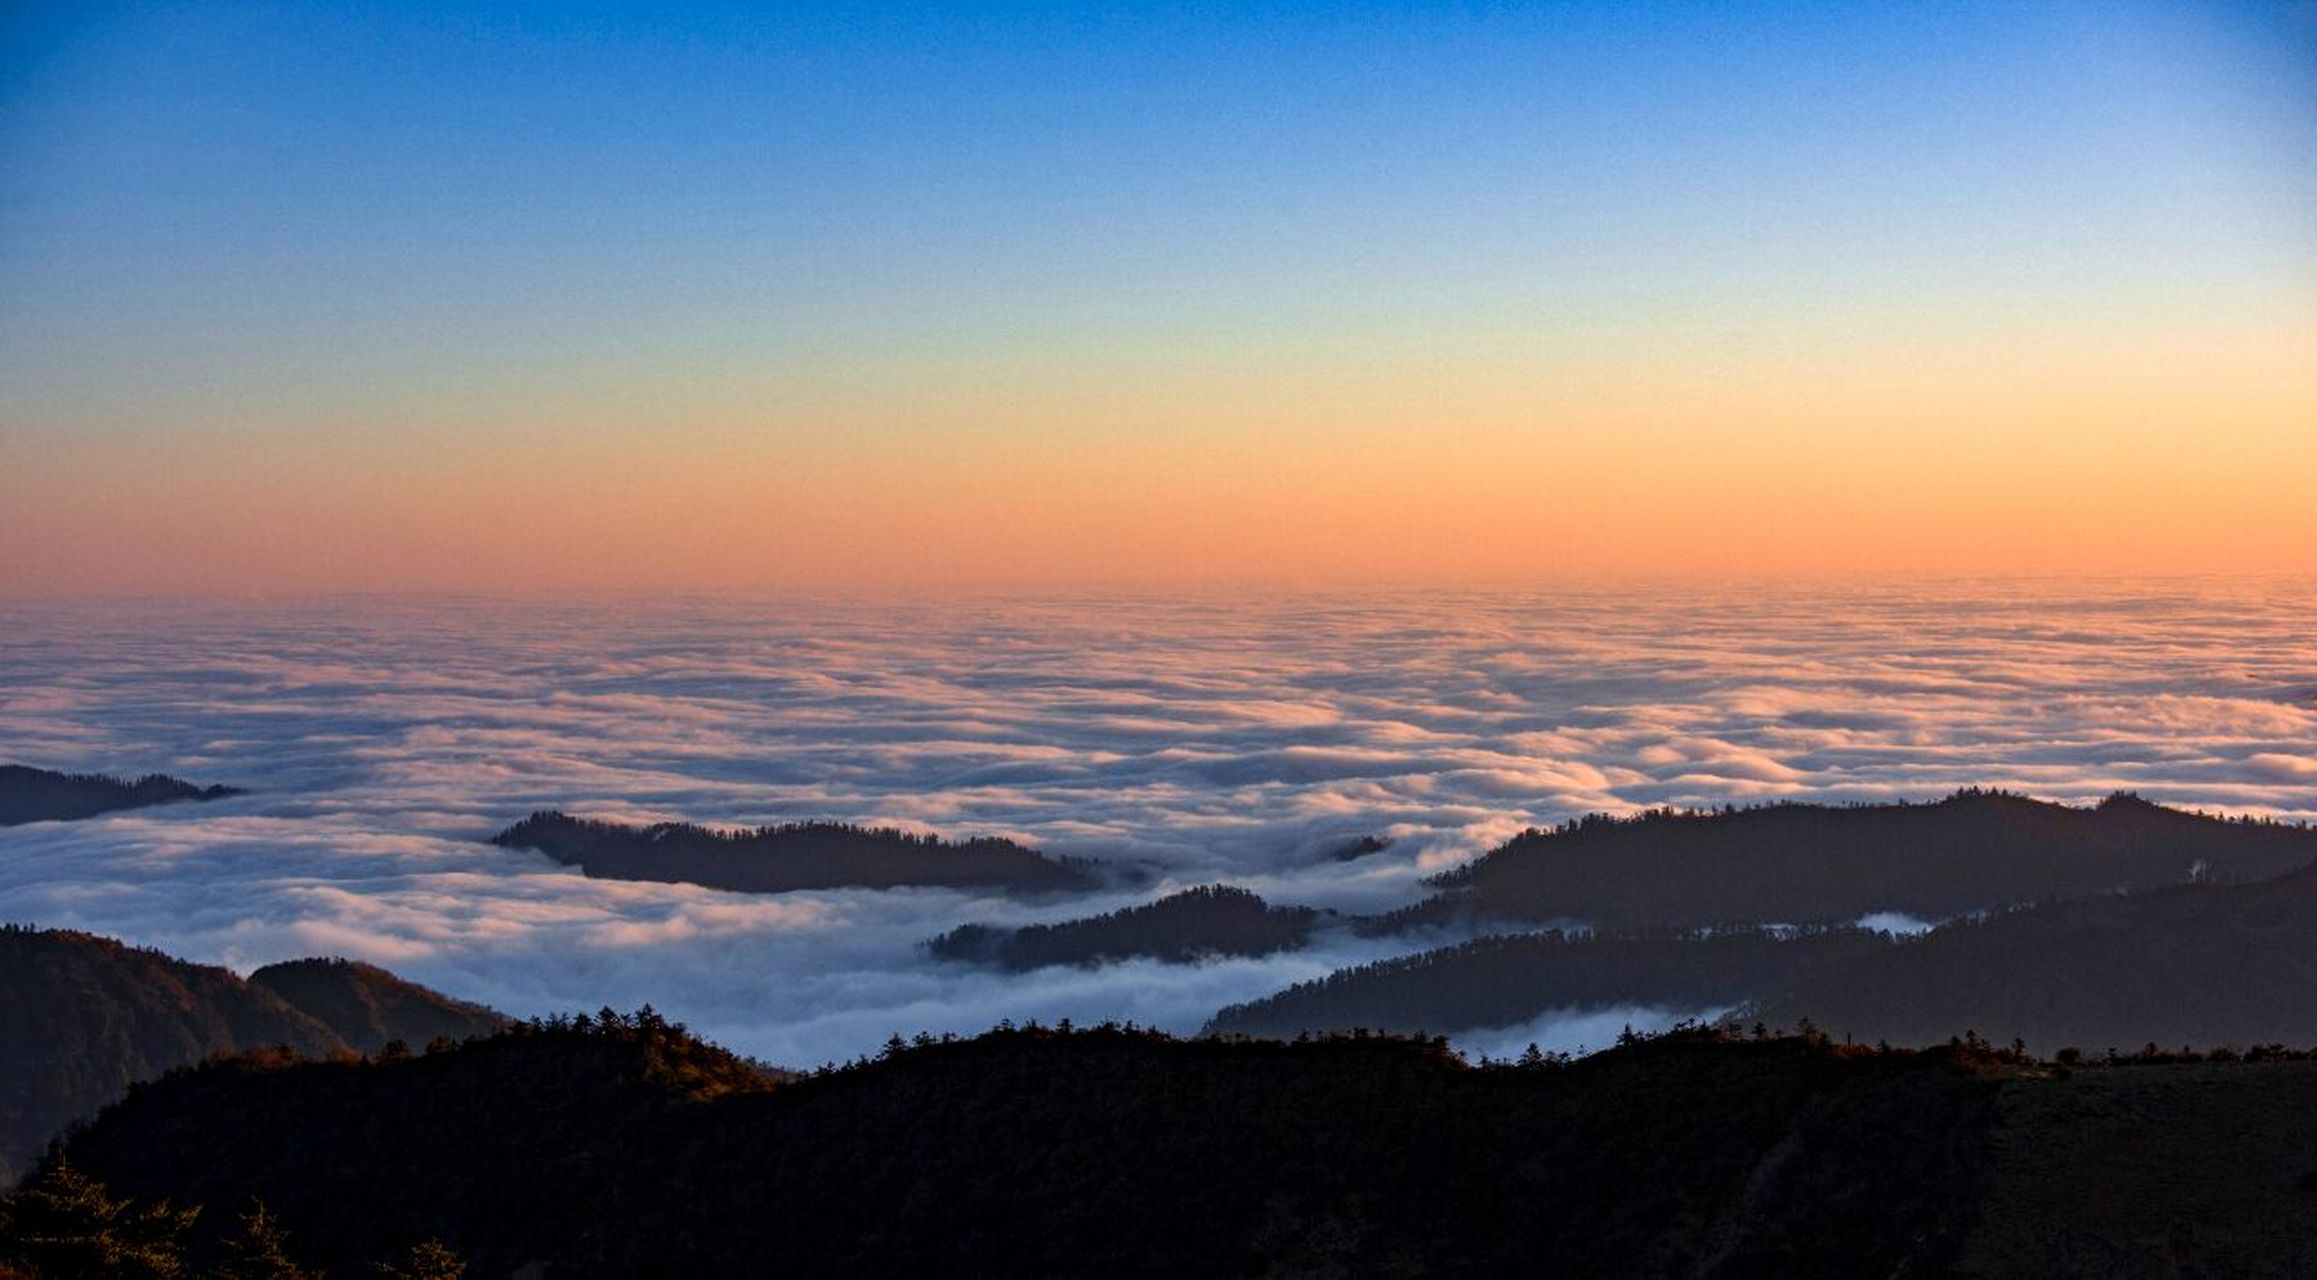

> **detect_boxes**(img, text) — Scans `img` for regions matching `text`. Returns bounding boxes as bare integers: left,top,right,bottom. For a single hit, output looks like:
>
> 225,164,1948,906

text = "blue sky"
3,1,2313,589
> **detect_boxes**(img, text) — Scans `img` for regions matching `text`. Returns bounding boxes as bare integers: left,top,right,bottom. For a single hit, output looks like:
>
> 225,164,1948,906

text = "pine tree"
209,1200,319,1280
373,1239,465,1279
0,1158,199,1279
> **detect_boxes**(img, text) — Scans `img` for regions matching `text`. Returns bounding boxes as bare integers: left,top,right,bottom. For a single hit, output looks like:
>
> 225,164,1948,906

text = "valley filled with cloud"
2,580,2310,1066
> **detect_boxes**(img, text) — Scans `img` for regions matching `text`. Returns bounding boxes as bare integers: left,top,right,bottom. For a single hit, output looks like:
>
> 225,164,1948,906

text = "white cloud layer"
1,581,2311,1065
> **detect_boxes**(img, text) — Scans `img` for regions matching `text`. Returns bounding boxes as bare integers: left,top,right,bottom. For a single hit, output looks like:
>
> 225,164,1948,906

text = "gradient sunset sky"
4,1,2313,594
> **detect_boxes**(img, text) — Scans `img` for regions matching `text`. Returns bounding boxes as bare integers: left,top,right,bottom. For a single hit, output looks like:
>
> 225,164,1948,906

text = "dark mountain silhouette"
1383,789,2317,932
1214,859,2317,1054
24,1018,2317,1276
927,885,1321,970
0,928,503,1186
1207,926,1892,1040
490,811,1101,894
0,765,241,826
1746,861,2317,1052
1326,833,1393,861
26,1020,1998,1276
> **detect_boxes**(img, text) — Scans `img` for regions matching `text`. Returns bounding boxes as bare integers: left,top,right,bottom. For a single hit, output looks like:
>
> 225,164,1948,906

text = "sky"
3,1,2313,594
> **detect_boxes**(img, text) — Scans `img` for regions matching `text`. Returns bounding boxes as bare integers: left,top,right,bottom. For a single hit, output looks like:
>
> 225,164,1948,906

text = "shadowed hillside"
928,885,1322,970
0,765,241,826
0,928,502,1186
247,958,509,1055
1207,926,1892,1040
1215,860,2317,1055
1746,862,2317,1052
1384,790,2317,931
1955,1054,2317,1275
491,811,1101,894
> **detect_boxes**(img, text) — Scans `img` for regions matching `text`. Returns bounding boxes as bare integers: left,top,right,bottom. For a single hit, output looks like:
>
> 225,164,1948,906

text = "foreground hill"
0,764,241,826
1386,790,2317,931
21,1020,2317,1276
491,811,1101,894
30,1022,1997,1276
927,885,1321,970
0,928,504,1185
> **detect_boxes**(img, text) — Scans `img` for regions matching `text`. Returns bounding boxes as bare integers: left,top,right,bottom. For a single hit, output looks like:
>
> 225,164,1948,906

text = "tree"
374,1238,466,1279
210,1200,319,1280
0,1158,199,1279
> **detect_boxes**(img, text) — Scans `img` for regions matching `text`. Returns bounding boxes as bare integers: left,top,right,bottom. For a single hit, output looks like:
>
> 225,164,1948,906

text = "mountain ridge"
490,811,1103,895
0,927,505,1185
1382,788,2317,932
0,764,243,826
927,884,1322,970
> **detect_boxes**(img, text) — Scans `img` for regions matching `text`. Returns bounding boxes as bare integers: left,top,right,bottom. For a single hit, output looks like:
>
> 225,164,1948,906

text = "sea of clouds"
2,581,2312,1065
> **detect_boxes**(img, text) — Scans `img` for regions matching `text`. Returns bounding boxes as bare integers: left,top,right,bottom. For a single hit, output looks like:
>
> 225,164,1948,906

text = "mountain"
1384,790,2317,932
927,885,1322,970
24,1022,1996,1276
490,811,1102,895
246,958,509,1055
1744,862,2317,1052
0,765,242,826
1207,926,1891,1040
1214,860,2317,1054
0,928,504,1185
23,1019,2317,1276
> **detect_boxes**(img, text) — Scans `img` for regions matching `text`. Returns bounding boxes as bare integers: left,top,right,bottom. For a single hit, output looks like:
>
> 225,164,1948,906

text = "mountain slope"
1388,790,2317,931
0,929,341,1184
1207,926,1892,1039
1216,861,2317,1054
247,958,507,1055
0,928,502,1185
1745,863,2317,1052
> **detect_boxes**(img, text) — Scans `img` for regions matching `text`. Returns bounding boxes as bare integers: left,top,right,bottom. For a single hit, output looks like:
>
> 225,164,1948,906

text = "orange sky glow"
4,2,2312,595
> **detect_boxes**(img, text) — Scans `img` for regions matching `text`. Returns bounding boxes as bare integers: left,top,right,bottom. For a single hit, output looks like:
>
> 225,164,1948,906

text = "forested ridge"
1209,925,1890,1039
490,811,1101,894
0,765,242,826
1215,859,2317,1052
15,1019,2001,1276
928,884,1321,970
1382,789,2317,931
14,1016,2317,1277
0,928,505,1185
1746,859,2317,1050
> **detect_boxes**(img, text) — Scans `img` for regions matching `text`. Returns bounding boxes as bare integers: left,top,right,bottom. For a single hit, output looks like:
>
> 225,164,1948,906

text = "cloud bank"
0,581,2311,1065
